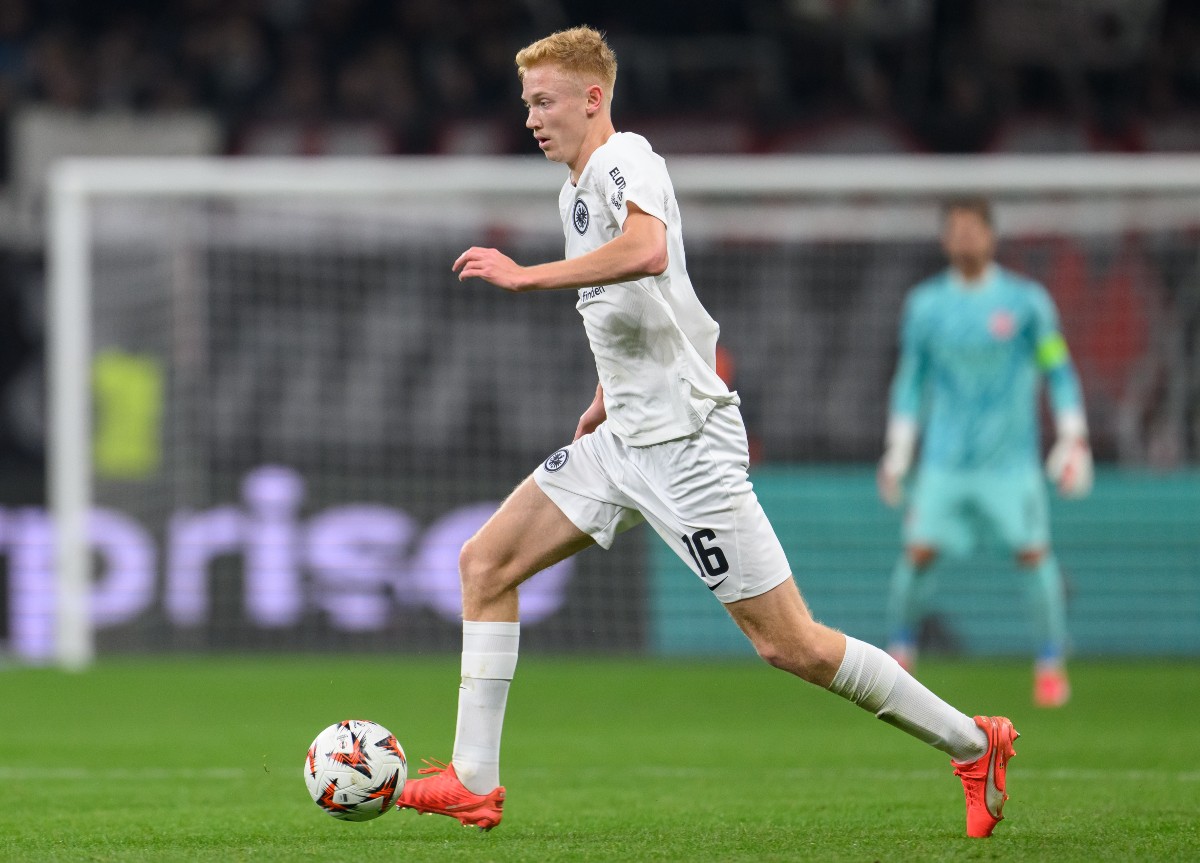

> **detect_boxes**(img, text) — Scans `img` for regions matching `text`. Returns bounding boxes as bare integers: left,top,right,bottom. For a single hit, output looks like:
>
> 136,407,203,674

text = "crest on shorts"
572,199,589,234
544,448,570,472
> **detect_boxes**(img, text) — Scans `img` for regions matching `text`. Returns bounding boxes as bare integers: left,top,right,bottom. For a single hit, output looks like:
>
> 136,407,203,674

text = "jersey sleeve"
1030,285,1085,416
888,291,927,423
599,142,669,227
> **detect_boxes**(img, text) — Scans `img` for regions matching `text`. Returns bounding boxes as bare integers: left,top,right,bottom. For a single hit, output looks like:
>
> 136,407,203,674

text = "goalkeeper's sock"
451,620,519,794
828,636,988,762
885,555,921,659
1022,554,1068,663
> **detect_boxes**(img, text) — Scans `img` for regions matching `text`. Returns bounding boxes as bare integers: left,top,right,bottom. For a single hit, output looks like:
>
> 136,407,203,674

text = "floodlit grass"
2,656,1198,861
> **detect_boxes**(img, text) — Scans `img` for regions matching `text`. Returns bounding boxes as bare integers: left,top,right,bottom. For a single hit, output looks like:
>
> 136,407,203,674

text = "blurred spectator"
0,1,1196,158
0,0,32,182
919,61,1000,153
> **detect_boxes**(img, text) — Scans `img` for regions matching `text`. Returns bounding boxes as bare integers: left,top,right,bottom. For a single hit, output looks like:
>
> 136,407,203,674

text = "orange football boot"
952,715,1019,838
395,759,505,830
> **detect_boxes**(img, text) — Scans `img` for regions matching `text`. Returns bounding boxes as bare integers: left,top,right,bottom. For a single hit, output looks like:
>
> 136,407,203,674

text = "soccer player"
877,198,1093,708
396,27,1017,838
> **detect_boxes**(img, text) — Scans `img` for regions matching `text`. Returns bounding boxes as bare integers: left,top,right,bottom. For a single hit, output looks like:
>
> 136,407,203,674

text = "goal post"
47,162,93,670
46,156,566,670
45,154,1200,668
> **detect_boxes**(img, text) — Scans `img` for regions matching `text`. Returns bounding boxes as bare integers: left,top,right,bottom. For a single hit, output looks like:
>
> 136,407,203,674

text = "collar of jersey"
948,262,999,293
570,132,651,188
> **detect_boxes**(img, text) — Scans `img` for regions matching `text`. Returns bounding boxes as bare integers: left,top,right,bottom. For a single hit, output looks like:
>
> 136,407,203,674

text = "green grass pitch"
2,656,1197,862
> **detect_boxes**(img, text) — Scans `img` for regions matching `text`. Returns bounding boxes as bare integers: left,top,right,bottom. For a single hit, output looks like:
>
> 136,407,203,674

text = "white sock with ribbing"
828,635,988,762
451,620,520,794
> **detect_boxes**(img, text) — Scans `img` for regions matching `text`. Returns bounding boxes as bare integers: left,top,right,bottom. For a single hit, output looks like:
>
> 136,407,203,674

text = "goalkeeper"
878,197,1092,708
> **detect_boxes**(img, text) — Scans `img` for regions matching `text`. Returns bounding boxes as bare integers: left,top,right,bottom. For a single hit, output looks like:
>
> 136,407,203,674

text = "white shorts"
533,405,791,603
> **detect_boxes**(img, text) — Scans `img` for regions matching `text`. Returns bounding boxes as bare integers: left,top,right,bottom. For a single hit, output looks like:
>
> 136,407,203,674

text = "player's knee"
751,638,791,672
750,625,832,681
458,540,487,605
907,545,938,569
1016,547,1046,567
754,643,815,679
458,538,515,605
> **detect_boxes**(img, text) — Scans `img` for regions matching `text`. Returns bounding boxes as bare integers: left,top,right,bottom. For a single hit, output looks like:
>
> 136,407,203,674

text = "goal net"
38,155,1200,667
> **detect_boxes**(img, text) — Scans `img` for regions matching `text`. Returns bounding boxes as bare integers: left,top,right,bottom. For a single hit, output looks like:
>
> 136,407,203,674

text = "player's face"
521,64,591,169
941,208,995,274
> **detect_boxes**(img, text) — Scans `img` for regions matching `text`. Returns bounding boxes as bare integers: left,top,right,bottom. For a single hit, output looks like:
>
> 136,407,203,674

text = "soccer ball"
304,719,407,821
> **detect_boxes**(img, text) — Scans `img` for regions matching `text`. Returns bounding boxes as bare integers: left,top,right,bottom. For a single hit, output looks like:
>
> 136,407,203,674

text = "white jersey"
559,132,738,446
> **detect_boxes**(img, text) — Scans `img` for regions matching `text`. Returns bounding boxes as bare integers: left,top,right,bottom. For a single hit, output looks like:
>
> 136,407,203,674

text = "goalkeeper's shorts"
534,404,791,604
904,466,1050,555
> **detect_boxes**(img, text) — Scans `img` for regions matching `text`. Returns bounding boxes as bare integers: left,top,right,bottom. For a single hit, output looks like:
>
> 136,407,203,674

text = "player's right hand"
878,416,917,507
877,459,906,508
452,246,529,291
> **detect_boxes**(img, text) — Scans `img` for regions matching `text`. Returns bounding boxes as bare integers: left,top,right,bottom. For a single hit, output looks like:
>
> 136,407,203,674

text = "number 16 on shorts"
682,529,730,590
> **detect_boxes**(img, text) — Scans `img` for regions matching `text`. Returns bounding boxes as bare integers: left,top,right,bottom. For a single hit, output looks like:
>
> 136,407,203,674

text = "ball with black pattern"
304,719,407,821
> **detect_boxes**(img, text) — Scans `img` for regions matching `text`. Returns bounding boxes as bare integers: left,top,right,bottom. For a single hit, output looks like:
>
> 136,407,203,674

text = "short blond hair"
515,26,617,95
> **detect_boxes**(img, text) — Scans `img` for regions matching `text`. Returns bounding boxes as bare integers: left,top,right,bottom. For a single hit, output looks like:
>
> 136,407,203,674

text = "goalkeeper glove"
878,416,917,508
1046,410,1093,498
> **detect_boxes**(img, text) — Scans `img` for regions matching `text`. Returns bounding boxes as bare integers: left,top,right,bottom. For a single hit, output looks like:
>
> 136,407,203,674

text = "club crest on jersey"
544,448,570,472
989,310,1016,340
572,199,589,234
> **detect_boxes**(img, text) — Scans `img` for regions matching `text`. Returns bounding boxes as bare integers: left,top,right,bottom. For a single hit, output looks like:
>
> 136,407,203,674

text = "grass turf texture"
2,658,1197,862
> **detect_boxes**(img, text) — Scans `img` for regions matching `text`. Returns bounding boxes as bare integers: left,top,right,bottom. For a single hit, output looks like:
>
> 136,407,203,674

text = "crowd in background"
0,0,1199,170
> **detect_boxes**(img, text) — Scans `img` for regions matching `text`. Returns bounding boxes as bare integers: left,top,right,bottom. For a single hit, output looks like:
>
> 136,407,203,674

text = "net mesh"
50,169,1200,657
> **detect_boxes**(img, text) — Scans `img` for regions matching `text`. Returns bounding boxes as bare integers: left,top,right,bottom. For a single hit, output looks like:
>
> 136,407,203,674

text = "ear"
584,84,605,116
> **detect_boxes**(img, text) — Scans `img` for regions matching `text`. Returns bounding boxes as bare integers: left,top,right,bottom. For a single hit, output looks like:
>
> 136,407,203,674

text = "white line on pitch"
528,766,1200,783
7,766,1198,783
0,767,249,780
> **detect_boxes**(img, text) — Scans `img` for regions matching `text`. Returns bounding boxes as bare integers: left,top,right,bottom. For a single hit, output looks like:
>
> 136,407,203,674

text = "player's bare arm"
452,205,667,292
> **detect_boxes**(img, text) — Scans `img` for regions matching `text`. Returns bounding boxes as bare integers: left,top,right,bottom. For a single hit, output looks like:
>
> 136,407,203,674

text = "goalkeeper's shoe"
886,642,916,674
1034,667,1071,708
952,715,1019,838
395,759,505,830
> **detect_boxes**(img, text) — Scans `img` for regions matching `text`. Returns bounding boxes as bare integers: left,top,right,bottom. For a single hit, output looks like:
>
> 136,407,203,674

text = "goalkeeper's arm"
878,415,918,507
1039,333,1093,498
879,300,925,507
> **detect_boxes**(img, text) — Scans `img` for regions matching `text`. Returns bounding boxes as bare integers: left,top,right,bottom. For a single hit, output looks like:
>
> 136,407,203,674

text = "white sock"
451,620,519,794
828,636,988,762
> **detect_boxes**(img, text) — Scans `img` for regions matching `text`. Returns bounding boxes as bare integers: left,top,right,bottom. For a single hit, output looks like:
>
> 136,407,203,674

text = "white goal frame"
47,153,1200,668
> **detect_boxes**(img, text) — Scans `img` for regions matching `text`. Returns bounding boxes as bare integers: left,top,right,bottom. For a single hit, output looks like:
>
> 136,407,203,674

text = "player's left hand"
1046,435,1093,498
452,247,529,291
574,403,606,441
